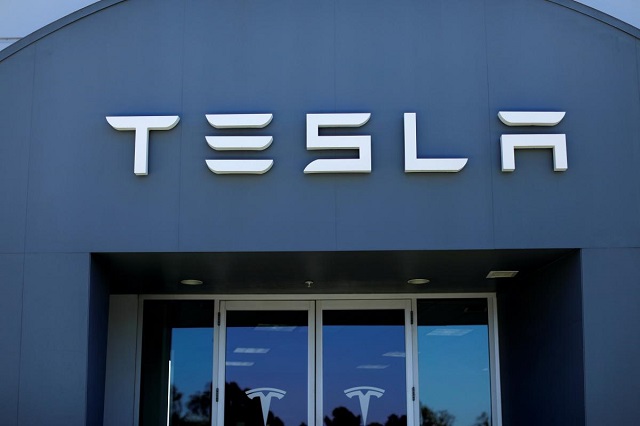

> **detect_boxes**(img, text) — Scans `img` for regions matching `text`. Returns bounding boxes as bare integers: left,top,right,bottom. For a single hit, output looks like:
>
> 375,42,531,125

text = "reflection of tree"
324,407,406,426
170,382,211,426
187,384,212,420
420,404,454,426
472,412,490,426
225,381,285,426
171,385,184,423
384,414,407,426
324,406,361,426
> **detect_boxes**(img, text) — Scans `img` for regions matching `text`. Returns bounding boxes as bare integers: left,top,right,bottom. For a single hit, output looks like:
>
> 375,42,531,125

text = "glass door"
317,300,413,426
137,297,497,426
218,301,315,426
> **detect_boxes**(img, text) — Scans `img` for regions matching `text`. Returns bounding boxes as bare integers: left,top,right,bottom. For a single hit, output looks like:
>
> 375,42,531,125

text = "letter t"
106,115,180,175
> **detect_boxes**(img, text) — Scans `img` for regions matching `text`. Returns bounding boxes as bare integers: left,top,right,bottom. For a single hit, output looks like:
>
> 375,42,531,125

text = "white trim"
488,295,503,426
308,304,316,426
223,300,312,311
211,302,220,426
404,302,415,426
314,302,322,426
133,296,143,426
216,302,228,426
410,298,420,426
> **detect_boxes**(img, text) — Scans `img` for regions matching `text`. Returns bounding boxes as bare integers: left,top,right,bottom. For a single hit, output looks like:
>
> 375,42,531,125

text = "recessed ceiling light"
180,279,203,285
486,271,518,279
407,278,430,285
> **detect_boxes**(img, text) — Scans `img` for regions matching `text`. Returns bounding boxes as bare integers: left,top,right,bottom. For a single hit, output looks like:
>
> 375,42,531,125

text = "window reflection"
139,301,215,426
417,299,491,426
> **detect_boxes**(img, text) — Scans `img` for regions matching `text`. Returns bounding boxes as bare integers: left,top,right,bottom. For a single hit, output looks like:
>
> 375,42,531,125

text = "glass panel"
417,299,491,426
224,310,309,426
322,309,407,426
140,300,215,426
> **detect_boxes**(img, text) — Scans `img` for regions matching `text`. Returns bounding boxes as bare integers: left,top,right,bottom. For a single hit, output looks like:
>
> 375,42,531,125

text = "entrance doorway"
136,296,497,426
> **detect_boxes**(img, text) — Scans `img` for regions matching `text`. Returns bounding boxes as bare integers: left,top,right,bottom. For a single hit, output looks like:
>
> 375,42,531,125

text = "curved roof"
0,0,639,62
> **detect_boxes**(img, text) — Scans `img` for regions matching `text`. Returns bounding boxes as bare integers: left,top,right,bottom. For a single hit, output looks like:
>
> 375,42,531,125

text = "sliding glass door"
218,300,413,426
218,302,314,426
318,301,413,426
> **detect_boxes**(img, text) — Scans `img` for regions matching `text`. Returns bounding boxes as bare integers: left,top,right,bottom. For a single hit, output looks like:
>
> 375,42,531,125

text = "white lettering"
205,114,274,174
106,115,180,175
499,111,567,172
304,113,372,174
403,113,468,173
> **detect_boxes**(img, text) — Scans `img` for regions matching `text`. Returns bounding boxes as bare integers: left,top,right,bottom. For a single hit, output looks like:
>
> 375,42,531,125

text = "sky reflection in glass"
417,300,491,426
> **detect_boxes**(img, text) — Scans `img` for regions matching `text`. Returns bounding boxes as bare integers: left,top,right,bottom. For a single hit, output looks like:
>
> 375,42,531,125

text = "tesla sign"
106,111,567,176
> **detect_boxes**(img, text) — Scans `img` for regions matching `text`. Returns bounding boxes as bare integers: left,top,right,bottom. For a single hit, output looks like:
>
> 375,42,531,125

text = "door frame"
218,300,316,426
316,300,414,426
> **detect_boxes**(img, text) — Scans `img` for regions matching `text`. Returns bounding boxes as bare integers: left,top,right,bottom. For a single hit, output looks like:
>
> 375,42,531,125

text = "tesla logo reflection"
246,387,287,426
344,386,385,426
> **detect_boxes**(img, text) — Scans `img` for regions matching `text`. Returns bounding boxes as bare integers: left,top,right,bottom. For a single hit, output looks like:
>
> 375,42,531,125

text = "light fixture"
180,279,203,285
407,278,430,285
305,280,314,288
486,271,518,279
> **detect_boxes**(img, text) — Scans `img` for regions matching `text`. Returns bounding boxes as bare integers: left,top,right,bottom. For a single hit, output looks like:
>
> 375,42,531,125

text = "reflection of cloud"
234,347,270,354
382,352,405,358
356,365,389,369
426,328,472,337
254,325,297,332
226,361,254,367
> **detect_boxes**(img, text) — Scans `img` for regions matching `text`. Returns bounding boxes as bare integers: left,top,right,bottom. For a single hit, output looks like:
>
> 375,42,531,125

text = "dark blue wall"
581,249,640,426
0,255,24,426
1,0,639,254
17,254,90,425
498,251,584,425
87,258,111,426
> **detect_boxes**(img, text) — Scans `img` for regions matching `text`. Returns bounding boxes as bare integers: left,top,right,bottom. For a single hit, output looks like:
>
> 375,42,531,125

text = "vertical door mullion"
404,300,415,426
488,295,503,426
308,302,316,426
410,298,420,426
216,301,229,426
211,300,220,426
315,301,323,426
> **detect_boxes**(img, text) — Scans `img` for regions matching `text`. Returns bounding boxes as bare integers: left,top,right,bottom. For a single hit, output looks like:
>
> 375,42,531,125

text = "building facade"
1,0,639,425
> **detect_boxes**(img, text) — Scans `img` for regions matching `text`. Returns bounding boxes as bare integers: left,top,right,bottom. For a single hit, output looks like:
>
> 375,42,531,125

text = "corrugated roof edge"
547,0,640,38
0,0,126,63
